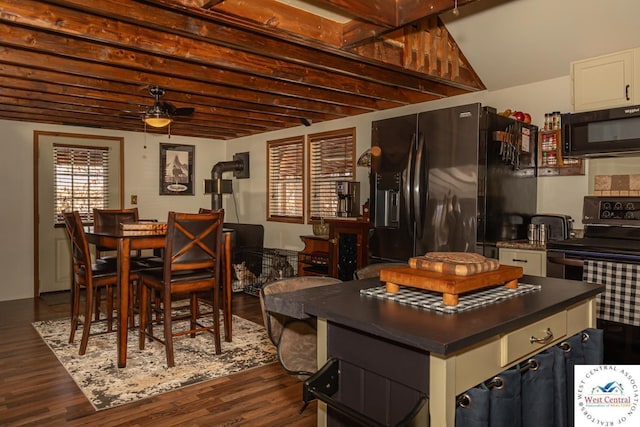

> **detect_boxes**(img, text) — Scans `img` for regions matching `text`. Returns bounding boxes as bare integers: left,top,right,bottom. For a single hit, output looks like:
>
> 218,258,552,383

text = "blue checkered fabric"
583,260,640,327
360,283,541,314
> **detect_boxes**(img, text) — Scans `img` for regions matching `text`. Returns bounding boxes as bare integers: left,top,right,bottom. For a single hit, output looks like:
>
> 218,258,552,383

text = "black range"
546,196,640,364
547,196,640,279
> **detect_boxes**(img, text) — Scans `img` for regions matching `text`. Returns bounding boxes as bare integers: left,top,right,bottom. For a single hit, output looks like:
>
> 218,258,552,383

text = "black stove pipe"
210,159,244,210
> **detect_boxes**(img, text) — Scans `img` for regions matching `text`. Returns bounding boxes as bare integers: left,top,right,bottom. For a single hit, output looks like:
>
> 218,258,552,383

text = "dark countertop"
496,240,546,250
263,276,603,357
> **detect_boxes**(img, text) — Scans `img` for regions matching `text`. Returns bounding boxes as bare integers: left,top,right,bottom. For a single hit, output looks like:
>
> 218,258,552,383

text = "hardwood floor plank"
0,292,316,426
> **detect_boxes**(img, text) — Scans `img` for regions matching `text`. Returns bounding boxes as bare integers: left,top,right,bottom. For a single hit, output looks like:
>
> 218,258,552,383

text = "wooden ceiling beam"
319,0,395,25
0,74,292,130
56,0,473,95
0,36,368,120
0,104,249,139
0,0,485,139
339,0,480,48
396,0,476,27
0,2,411,111
0,93,265,134
186,0,345,46
0,60,331,128
0,95,272,135
24,0,439,102
349,16,483,88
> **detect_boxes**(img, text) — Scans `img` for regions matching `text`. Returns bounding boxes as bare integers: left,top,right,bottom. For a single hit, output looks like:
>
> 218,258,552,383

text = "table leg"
223,232,232,342
430,354,457,427
117,238,131,368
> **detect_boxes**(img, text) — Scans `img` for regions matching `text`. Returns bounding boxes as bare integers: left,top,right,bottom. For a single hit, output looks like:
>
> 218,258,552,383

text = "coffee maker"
335,181,360,217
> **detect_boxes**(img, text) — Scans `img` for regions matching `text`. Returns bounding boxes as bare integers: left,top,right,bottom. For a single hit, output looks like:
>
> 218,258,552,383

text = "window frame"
307,128,356,223
266,136,305,224
53,143,111,225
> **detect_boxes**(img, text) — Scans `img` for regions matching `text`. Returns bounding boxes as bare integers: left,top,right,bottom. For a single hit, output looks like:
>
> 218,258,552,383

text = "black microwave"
562,105,640,157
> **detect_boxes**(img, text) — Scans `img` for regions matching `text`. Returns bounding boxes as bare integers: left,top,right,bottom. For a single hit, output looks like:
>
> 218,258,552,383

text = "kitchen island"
263,275,603,427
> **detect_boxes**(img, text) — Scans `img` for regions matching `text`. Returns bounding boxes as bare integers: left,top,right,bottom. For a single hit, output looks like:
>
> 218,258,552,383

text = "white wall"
3,71,632,301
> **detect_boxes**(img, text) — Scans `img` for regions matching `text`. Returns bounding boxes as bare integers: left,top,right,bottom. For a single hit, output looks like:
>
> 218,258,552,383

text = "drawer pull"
529,328,554,344
512,258,528,263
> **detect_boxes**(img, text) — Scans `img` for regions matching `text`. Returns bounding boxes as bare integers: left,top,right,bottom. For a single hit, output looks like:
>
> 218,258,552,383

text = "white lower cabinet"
499,248,546,277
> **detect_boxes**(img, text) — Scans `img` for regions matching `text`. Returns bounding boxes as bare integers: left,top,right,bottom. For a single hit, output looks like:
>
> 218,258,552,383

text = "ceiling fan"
136,86,195,128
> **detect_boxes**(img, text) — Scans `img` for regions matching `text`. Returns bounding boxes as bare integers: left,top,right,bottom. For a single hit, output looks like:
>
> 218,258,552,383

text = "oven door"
547,248,640,280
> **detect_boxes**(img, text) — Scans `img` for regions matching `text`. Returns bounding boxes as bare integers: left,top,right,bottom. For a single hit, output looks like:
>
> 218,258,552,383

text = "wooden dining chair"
259,276,342,379
139,210,224,368
93,207,163,327
63,211,125,355
92,208,139,263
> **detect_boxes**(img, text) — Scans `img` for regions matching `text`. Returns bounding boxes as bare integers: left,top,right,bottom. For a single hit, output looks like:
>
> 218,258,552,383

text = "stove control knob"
614,202,623,210
625,211,634,219
602,210,612,218
603,202,612,210
627,203,635,210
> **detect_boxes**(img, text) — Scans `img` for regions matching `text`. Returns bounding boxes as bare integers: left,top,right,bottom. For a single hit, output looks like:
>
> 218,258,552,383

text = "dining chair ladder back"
198,207,232,341
92,208,139,261
93,208,165,327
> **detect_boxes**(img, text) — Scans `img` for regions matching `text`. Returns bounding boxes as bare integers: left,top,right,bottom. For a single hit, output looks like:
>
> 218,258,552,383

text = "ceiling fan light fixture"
144,113,172,128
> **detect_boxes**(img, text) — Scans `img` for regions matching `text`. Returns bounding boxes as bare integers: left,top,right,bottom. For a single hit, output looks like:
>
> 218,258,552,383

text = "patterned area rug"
32,310,277,411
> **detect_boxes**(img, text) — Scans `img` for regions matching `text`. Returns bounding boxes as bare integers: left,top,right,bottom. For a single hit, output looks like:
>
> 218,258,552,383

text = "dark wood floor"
0,292,316,426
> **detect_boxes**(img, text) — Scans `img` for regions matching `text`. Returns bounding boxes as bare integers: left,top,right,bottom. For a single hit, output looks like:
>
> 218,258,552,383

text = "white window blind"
267,137,304,223
53,144,110,225
308,128,355,221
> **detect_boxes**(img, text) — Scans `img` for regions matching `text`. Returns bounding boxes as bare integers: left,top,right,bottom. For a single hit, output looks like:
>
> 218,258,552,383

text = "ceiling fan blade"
173,107,195,116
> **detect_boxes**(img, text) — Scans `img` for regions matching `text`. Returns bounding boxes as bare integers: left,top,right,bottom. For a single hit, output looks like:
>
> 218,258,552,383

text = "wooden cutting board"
409,254,500,276
379,265,523,306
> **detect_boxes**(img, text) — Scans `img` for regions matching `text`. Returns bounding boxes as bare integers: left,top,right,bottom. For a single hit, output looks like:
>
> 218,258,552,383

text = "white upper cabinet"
571,49,637,112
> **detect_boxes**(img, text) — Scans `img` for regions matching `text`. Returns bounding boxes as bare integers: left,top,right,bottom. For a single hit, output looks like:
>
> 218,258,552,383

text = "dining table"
85,223,233,368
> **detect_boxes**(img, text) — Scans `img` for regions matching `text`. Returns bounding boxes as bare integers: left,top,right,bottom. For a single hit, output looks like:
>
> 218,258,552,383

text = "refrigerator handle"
403,133,416,231
413,133,426,239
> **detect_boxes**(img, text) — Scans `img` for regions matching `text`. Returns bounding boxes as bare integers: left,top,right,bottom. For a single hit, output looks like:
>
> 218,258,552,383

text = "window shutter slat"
267,137,304,222
308,128,356,221
53,144,110,225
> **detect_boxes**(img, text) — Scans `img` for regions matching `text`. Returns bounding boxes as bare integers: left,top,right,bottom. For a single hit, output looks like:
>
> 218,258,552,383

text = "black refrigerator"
369,103,538,262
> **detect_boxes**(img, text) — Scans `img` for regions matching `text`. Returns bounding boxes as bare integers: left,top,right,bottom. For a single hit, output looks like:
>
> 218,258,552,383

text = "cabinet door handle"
530,328,554,344
512,258,528,263
626,84,631,101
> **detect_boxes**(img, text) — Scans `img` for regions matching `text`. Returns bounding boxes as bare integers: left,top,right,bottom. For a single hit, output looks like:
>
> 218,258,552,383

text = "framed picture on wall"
159,143,195,195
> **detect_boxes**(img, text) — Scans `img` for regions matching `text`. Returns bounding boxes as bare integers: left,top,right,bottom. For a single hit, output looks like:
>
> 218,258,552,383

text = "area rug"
32,310,277,411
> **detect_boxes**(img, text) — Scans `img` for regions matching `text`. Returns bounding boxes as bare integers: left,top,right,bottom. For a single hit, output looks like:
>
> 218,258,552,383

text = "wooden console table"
298,235,330,277
325,218,369,280
298,218,370,280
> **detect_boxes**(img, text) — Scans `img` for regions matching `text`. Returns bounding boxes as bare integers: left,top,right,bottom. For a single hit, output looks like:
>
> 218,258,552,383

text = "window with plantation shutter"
53,144,110,225
308,128,355,221
267,136,304,223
